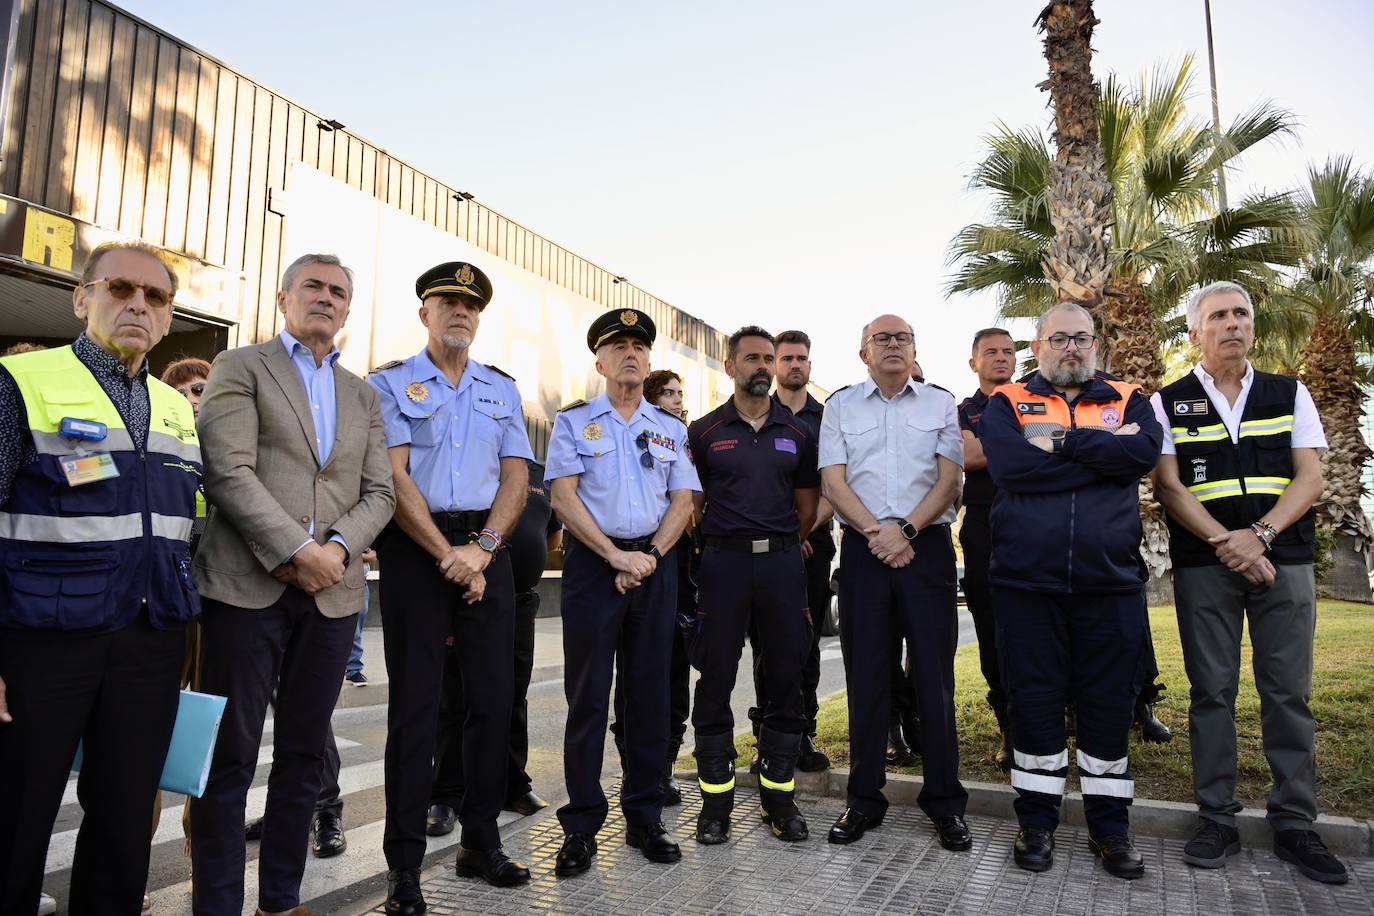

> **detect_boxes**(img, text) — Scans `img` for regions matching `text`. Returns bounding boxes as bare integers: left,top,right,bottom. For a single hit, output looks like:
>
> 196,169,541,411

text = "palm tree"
948,56,1305,395
1289,159,1374,547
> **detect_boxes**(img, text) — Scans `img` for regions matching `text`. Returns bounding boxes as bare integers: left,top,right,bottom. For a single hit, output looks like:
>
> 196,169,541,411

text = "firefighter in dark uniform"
547,309,699,877
689,326,820,844
747,329,832,772
369,261,534,909
957,328,1017,769
980,302,1161,880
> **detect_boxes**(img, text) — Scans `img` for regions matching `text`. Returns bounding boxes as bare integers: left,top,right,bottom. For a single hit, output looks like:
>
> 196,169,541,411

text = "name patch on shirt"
774,437,797,454
1174,399,1209,416
477,397,508,406
1016,402,1047,415
710,439,738,452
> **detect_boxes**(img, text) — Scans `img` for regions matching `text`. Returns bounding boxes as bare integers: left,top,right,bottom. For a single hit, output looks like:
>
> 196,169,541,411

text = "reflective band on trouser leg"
1080,776,1135,798
1076,749,1128,776
1010,747,1069,797
1186,478,1243,502
757,774,794,793
699,776,736,794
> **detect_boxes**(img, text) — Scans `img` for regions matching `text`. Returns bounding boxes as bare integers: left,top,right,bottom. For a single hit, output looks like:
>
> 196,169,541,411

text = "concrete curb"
673,766,1374,857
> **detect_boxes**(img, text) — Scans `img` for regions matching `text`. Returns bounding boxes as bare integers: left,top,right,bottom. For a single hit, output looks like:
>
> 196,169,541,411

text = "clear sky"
118,0,1374,393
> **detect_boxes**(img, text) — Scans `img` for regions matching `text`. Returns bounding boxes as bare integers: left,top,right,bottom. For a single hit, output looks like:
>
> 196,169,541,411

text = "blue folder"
72,689,227,797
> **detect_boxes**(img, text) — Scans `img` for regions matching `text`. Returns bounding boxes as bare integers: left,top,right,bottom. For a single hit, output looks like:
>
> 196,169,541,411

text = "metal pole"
1204,0,1228,210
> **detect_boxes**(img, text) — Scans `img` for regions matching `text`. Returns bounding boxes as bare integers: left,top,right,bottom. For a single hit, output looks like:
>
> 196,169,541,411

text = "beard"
778,373,807,392
743,376,771,396
440,333,471,350
1043,359,1095,388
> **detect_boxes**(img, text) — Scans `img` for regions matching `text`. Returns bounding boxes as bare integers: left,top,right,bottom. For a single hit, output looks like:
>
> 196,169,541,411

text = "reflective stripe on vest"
0,511,194,543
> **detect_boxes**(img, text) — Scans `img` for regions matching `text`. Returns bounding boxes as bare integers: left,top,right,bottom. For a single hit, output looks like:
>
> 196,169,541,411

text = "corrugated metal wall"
0,0,727,363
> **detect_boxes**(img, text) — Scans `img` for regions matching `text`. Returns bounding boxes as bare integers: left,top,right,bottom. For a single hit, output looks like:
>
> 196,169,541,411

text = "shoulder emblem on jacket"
487,364,515,381
557,399,587,413
824,384,851,402
370,359,403,374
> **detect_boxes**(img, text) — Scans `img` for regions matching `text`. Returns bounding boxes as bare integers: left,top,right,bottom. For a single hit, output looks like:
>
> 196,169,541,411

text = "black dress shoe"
502,790,548,817
695,814,730,845
1013,827,1055,872
828,807,882,844
311,812,347,858
660,773,683,806
762,808,809,842
454,846,531,887
555,832,597,877
244,817,263,842
1134,694,1172,743
425,804,456,837
796,734,830,773
384,868,426,916
626,822,683,863
933,816,972,851
885,724,914,767
1089,832,1145,879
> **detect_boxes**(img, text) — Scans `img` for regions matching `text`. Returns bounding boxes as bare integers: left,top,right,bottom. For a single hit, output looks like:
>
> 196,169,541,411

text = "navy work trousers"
838,525,967,820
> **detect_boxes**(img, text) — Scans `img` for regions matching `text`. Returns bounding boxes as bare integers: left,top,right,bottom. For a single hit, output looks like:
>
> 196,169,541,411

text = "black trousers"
558,540,676,834
838,526,967,820
958,505,1007,716
191,591,355,916
995,586,1145,835
693,546,810,740
315,725,343,819
431,588,540,807
0,614,184,916
380,527,514,863
748,538,832,736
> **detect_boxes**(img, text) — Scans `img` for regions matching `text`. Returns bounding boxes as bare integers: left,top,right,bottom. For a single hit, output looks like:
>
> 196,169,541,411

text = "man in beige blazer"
190,253,395,916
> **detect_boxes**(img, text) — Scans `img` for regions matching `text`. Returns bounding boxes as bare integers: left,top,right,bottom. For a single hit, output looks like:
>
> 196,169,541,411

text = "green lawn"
802,601,1374,820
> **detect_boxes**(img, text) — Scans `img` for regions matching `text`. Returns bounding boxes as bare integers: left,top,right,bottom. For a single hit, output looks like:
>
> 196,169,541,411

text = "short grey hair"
1033,301,1095,338
281,253,354,298
1186,281,1252,331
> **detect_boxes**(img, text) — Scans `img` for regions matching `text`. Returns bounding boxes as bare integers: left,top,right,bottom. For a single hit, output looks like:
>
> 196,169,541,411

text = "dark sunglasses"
178,382,206,397
84,277,173,309
634,432,655,469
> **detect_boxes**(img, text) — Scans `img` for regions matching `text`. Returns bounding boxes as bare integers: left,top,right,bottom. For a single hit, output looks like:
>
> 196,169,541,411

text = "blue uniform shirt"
280,330,340,465
369,348,534,512
545,393,701,539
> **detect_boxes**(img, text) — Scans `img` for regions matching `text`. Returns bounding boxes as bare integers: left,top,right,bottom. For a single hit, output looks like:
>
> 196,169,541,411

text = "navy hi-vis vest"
0,345,203,631
1157,370,1315,567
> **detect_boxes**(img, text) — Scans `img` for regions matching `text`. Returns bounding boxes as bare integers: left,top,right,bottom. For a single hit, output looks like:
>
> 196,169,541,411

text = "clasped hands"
610,548,657,595
437,542,491,604
272,540,348,595
865,522,913,568
1208,527,1276,586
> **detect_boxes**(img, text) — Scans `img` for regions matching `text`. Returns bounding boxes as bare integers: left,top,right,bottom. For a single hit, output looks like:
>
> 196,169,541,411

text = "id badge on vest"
58,416,120,487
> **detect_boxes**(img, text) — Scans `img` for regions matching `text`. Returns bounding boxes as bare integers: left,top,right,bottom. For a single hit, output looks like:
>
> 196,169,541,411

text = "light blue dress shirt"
545,393,701,539
369,348,534,512
818,376,963,526
278,330,348,557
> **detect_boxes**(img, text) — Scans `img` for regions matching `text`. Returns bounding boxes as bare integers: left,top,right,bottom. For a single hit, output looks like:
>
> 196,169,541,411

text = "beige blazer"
193,338,395,617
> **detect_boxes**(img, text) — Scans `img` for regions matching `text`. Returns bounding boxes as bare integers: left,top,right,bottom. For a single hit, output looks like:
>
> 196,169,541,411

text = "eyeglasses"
634,432,655,469
83,277,173,309
867,332,914,347
1041,333,1098,351
177,382,206,398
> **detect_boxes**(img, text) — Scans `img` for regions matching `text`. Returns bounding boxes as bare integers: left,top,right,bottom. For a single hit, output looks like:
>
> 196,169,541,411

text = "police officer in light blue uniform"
369,260,535,909
546,308,700,878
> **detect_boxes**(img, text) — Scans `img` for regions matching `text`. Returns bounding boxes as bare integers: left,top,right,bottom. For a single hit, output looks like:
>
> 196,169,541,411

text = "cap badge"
455,264,475,286
583,421,603,441
405,381,429,403
620,310,638,326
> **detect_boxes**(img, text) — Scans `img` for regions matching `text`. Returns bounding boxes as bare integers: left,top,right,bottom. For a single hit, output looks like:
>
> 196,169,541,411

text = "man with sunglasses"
687,326,820,846
818,315,970,853
979,302,1161,879
546,308,698,878
0,241,202,915
368,261,534,905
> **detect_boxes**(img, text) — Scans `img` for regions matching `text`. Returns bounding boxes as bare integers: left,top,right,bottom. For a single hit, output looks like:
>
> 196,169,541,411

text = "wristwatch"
900,521,919,543
648,544,664,562
1050,428,1067,454
475,529,502,554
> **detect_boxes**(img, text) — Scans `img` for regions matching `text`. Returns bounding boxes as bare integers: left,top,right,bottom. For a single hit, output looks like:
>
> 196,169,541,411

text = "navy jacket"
981,371,1162,594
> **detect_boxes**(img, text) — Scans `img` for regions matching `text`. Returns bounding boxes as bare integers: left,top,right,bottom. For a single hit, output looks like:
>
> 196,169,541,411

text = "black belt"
704,532,799,554
839,522,950,536
568,534,655,554
430,509,490,540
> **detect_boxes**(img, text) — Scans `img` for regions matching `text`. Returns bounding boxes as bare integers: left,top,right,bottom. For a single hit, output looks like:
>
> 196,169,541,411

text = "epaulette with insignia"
488,364,515,380
371,359,404,373
557,399,587,413
824,385,852,402
927,382,954,397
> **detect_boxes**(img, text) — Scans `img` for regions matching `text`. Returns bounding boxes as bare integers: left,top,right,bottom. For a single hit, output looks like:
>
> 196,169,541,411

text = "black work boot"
796,732,830,772
1134,687,1172,743
694,731,737,844
756,726,808,842
661,737,684,806
885,719,914,767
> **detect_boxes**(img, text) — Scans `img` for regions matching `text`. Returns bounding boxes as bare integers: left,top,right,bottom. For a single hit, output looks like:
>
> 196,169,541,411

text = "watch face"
476,533,498,552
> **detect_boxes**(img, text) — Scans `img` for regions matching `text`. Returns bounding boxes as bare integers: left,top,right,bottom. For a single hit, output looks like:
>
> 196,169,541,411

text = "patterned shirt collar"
73,332,149,384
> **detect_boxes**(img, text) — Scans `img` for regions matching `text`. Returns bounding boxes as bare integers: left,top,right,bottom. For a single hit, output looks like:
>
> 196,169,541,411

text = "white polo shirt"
1147,361,1327,455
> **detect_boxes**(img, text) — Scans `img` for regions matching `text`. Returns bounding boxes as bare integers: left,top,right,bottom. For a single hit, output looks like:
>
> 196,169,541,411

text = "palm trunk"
1100,275,1166,392
1300,311,1373,544
1037,0,1113,305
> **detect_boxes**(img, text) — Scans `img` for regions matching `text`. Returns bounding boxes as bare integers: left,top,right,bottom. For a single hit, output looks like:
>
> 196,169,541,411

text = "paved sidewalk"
368,784,1373,915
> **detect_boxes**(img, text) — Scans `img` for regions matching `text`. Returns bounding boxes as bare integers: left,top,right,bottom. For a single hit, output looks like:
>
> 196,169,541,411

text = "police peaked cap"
416,261,493,309
587,308,656,352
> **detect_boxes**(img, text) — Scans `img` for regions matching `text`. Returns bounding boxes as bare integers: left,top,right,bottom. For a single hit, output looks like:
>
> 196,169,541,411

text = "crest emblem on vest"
1016,402,1047,414
1101,406,1121,426
405,381,429,403
1191,457,1207,483
620,310,638,326
455,264,475,287
583,421,602,441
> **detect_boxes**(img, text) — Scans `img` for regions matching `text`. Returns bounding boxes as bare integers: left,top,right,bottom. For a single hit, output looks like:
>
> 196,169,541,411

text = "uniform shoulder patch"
926,382,953,397
824,384,851,402
487,364,515,380
557,399,587,413
370,359,403,373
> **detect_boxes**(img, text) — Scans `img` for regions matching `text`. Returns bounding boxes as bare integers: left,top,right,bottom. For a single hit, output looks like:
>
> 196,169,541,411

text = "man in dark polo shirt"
689,326,820,845
957,328,1016,770
427,458,563,832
